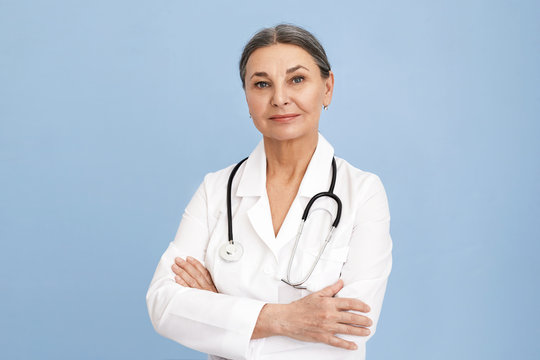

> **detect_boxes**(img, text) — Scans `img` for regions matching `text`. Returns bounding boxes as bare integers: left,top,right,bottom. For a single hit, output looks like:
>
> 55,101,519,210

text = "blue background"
1,1,539,359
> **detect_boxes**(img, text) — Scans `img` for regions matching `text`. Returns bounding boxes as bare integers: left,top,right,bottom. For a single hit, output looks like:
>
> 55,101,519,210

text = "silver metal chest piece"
219,242,243,262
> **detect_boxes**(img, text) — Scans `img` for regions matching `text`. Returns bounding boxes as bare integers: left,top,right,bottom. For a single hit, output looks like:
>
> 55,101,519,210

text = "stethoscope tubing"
302,192,342,227
225,156,343,289
226,157,248,244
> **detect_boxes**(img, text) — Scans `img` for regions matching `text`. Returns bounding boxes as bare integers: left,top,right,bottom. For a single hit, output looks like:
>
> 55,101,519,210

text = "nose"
270,83,289,107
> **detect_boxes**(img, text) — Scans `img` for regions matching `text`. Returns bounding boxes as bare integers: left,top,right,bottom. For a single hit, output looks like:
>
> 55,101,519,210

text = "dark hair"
239,24,331,89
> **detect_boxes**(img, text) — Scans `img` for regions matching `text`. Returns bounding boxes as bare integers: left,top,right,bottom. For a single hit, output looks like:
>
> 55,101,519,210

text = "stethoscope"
219,156,343,289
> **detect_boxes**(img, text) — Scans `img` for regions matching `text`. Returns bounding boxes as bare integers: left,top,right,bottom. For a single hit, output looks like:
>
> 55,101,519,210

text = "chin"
261,128,316,143
253,119,318,142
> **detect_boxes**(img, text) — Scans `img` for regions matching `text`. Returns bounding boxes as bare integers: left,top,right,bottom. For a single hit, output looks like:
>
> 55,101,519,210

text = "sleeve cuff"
155,285,266,360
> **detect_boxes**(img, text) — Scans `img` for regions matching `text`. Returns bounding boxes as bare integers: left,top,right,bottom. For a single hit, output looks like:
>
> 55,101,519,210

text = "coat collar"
236,132,335,198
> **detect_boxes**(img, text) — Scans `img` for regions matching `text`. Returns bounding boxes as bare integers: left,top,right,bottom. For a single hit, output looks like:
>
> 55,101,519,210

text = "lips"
269,114,300,122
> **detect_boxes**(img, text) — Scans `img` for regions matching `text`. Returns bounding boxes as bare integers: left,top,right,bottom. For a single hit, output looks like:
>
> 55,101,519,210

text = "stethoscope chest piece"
219,242,243,262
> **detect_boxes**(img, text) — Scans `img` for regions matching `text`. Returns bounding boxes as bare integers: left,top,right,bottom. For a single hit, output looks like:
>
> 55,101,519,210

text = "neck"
263,132,319,182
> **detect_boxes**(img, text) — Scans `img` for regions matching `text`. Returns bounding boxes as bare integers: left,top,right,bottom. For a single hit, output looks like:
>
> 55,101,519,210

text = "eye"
255,81,270,88
292,76,304,84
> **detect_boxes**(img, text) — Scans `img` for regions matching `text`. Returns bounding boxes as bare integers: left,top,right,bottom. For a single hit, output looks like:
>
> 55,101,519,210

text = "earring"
249,113,252,118
323,105,329,111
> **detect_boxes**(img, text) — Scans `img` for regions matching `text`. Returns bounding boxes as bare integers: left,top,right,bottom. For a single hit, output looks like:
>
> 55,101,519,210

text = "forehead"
246,43,317,73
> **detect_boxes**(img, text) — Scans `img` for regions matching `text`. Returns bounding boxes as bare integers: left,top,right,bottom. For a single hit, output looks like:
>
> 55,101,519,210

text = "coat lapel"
235,133,336,258
297,134,335,199
246,195,277,255
236,139,278,256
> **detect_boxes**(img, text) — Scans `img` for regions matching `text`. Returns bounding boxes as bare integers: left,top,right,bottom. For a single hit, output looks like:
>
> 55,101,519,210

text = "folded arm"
146,178,266,360
173,257,373,351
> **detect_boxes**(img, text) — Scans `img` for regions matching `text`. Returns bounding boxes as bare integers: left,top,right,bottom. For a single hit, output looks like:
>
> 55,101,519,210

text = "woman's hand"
171,256,218,293
172,260,370,349
253,279,372,350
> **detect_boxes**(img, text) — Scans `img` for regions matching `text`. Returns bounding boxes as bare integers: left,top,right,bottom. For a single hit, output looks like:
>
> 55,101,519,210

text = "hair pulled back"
239,24,331,89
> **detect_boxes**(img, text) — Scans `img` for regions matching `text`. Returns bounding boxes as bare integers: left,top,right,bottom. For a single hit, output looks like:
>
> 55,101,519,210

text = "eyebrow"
250,65,309,79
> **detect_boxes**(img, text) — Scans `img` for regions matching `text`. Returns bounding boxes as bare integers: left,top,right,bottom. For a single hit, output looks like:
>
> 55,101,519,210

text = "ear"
244,89,251,114
323,70,334,106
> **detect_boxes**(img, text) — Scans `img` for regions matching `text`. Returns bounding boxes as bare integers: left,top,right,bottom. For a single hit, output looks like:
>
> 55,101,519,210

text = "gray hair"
239,24,331,89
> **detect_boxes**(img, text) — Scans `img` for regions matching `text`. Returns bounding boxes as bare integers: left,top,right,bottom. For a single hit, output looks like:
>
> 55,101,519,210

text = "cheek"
246,92,267,114
294,86,324,112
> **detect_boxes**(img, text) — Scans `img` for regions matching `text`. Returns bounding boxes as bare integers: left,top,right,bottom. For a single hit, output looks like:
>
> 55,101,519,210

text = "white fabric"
146,133,393,360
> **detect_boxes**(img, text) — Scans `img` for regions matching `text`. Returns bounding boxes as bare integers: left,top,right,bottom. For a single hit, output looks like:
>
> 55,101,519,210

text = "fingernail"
351,343,358,350
176,257,185,263
186,256,193,262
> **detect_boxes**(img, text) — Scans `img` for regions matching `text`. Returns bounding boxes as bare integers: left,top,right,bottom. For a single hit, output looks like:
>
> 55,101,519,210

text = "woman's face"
244,43,334,143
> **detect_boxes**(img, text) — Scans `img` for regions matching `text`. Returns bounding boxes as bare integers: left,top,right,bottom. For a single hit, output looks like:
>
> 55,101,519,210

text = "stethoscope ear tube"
226,157,248,244
301,157,342,226
301,192,342,227
329,156,337,193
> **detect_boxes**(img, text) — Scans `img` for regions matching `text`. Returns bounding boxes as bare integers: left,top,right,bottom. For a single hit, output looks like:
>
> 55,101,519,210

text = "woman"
146,24,392,360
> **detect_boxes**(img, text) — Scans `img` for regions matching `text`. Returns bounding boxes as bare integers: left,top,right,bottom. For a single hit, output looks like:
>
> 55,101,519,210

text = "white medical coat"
146,133,392,360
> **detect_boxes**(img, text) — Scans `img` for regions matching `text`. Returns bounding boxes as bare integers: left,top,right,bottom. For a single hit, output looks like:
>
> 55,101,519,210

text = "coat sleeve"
336,173,393,344
146,175,266,360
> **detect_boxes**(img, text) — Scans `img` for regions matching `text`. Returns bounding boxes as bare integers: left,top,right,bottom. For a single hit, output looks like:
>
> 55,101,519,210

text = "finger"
173,264,215,292
337,312,373,328
171,263,185,277
175,258,207,287
175,275,188,287
185,257,217,292
176,257,212,290
335,298,371,313
173,264,200,289
186,256,214,285
316,279,344,298
332,323,371,337
325,334,358,350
